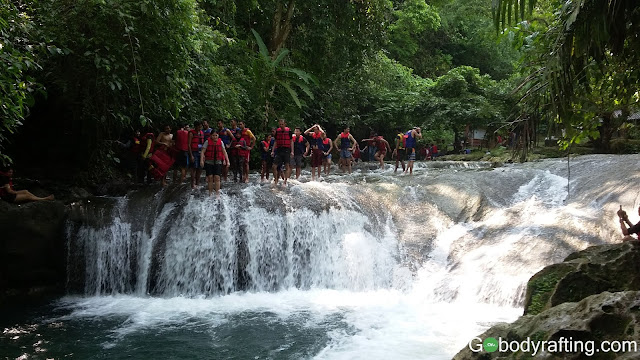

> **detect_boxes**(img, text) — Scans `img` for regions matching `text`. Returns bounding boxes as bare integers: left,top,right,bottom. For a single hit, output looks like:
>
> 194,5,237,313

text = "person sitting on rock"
0,166,54,203
618,205,639,240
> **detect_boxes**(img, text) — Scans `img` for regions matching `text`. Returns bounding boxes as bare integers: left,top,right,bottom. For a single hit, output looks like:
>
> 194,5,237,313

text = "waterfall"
66,156,628,306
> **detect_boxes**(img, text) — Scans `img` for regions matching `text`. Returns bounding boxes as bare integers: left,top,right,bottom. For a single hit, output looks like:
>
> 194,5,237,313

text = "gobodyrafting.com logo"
469,336,638,357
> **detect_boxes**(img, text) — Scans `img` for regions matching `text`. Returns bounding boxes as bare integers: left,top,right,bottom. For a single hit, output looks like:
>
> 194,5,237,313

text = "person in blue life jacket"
334,126,357,174
403,127,422,175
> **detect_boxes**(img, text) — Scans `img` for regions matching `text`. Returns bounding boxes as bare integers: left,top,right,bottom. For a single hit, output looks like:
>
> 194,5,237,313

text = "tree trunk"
597,113,613,152
269,0,295,59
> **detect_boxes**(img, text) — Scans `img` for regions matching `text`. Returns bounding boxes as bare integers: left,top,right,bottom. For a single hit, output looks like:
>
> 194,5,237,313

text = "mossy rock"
454,291,640,360
524,242,640,315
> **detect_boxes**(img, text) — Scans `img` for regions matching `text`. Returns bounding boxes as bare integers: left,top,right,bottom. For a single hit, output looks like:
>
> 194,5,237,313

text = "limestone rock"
524,241,640,315
454,291,640,359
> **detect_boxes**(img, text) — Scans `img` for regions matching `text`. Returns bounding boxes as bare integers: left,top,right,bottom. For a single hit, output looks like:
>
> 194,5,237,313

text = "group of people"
125,118,429,196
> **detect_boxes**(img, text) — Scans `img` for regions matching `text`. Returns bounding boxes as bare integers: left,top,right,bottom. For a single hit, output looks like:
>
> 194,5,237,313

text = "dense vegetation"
1,0,638,177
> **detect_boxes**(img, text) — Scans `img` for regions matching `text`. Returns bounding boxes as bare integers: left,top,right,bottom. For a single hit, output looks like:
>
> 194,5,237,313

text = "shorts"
290,154,304,167
340,149,352,159
406,148,416,161
1,193,16,203
396,148,406,161
274,148,291,168
323,154,332,161
311,149,323,167
204,162,222,176
189,151,201,169
176,150,189,168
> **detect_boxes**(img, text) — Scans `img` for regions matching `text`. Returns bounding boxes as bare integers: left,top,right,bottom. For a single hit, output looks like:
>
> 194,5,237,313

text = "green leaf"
272,49,290,68
279,81,302,108
251,29,270,59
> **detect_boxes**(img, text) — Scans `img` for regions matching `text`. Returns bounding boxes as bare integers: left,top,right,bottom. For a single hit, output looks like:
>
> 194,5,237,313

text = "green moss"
525,266,574,315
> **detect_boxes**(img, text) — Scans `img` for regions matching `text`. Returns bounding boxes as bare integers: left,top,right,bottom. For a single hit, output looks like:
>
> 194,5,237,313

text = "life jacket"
175,130,189,151
130,137,142,154
241,128,252,144
229,139,239,156
292,134,306,155
261,140,270,153
404,130,416,149
204,137,225,161
311,132,323,148
322,138,331,152
143,132,155,153
218,128,231,145
190,129,205,151
237,139,249,158
275,127,291,148
397,133,405,150
340,132,351,149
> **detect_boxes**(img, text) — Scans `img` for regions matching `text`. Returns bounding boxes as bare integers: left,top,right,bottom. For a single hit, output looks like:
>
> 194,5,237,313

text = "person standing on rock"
618,206,640,240
272,119,292,186
0,167,54,203
200,131,229,197
188,121,205,189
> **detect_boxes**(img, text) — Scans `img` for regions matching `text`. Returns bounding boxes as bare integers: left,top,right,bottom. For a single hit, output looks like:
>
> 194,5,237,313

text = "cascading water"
3,154,636,360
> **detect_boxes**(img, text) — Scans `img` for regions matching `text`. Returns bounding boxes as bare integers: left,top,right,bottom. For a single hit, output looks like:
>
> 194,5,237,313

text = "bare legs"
14,190,54,203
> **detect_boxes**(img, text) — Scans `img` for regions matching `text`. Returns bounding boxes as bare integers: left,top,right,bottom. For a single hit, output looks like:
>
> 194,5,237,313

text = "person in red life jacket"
217,121,234,181
403,127,422,175
200,131,229,197
361,133,391,170
271,118,293,185
334,126,358,174
321,132,333,176
188,121,205,189
230,131,248,183
304,124,325,181
238,121,256,183
392,128,406,173
289,127,310,180
173,123,190,184
360,130,378,162
260,131,275,182
430,143,439,160
0,166,54,203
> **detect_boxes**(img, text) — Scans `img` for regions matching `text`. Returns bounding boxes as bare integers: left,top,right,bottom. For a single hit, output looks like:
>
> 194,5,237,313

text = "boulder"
454,291,640,359
0,200,68,303
524,241,640,315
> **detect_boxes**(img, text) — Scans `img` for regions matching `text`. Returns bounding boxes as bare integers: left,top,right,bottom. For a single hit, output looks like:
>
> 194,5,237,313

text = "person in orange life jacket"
229,131,248,183
260,131,275,182
173,123,190,184
272,118,293,185
289,127,310,180
200,131,229,197
238,121,256,183
188,121,205,189
304,124,325,181
392,128,406,173
0,166,54,203
217,120,234,181
403,127,422,175
361,133,391,170
139,129,156,184
335,126,357,174
321,132,333,176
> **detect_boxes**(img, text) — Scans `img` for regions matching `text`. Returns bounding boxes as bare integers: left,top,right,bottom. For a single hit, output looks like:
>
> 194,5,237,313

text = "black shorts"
1,193,16,203
274,148,291,168
204,163,222,176
176,150,189,168
396,148,406,161
290,154,304,167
